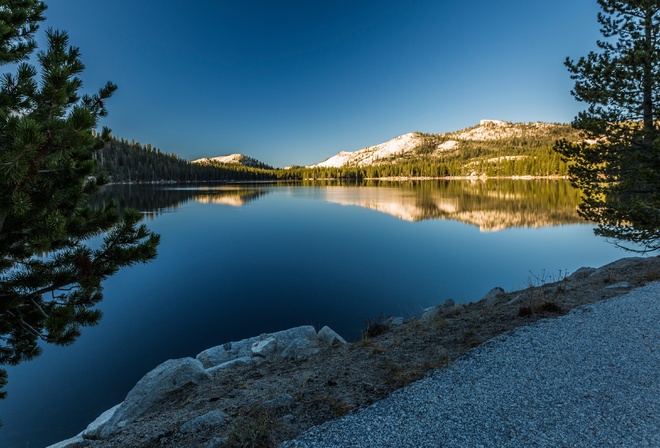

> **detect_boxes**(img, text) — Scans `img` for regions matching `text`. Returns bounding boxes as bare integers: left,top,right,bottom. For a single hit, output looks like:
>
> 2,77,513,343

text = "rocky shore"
50,256,659,448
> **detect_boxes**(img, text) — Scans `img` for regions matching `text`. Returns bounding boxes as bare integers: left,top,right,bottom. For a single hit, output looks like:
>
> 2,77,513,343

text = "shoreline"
50,255,659,448
104,175,569,186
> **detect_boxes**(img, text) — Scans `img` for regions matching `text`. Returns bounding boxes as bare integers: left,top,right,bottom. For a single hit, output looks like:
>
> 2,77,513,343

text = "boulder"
181,410,227,434
422,299,459,322
197,336,260,368
421,305,440,323
317,326,347,348
268,325,320,360
385,316,404,327
588,257,644,283
45,435,85,448
81,403,122,439
100,358,210,438
207,356,259,374
480,287,505,307
251,336,278,358
568,266,596,280
198,325,321,367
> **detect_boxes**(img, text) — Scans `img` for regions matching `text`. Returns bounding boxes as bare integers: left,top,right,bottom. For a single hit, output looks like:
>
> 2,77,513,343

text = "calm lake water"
1,180,636,447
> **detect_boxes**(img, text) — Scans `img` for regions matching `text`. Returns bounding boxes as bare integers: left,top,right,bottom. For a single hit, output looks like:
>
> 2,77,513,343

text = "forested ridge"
94,137,278,182
96,122,580,183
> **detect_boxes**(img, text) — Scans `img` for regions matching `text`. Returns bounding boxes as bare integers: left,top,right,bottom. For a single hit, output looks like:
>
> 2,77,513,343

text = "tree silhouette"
556,0,660,251
0,1,159,403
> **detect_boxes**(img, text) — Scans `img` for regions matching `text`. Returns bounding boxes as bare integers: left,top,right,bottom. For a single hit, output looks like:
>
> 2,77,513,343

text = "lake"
0,180,635,447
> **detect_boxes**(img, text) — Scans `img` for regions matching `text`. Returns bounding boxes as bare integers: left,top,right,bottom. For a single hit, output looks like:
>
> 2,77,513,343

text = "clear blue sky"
37,1,602,167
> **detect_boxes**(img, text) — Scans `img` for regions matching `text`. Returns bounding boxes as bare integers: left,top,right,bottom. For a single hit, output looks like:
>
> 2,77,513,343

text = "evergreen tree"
555,0,660,251
0,1,159,402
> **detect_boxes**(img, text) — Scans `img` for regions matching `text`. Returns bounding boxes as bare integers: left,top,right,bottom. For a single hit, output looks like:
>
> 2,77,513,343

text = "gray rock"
81,403,122,439
207,356,259,374
269,325,320,360
100,358,210,438
441,299,464,315
46,435,85,448
385,316,404,327
251,336,278,358
317,326,347,348
422,299,461,322
47,404,122,446
199,325,320,367
480,287,505,307
588,257,644,283
568,266,596,280
262,393,293,409
421,305,440,322
197,335,260,368
181,410,227,434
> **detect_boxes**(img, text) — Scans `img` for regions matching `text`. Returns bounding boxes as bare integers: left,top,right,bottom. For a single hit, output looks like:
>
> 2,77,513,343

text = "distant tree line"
96,123,577,184
94,137,278,183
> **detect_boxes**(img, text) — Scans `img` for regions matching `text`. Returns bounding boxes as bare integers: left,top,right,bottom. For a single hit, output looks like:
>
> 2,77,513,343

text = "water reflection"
4,180,618,448
310,180,583,231
94,180,583,230
92,184,270,219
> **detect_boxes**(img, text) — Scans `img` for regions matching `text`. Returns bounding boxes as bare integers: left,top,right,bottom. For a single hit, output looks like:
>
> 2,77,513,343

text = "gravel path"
282,282,660,448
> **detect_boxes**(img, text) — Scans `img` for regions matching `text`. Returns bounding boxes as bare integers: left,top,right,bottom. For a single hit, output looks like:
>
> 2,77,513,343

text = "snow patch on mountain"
191,153,271,169
453,120,554,141
192,154,246,164
311,132,422,168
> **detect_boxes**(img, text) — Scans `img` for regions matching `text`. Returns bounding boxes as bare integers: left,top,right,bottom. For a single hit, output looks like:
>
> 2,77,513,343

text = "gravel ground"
282,282,660,448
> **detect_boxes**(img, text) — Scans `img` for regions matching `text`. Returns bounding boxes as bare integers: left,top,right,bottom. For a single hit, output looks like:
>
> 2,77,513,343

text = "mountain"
192,153,273,170
309,120,579,169
311,132,422,168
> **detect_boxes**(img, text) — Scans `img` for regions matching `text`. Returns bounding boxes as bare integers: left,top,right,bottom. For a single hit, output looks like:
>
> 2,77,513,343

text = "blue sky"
36,1,602,167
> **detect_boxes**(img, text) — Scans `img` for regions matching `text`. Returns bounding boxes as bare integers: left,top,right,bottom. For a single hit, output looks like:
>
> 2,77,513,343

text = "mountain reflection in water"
313,180,582,231
95,180,583,231
93,185,269,219
5,180,620,448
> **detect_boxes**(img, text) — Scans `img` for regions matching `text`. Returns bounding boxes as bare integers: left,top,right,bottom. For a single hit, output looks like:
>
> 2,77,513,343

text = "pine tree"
0,1,160,402
555,0,660,251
